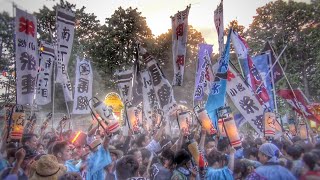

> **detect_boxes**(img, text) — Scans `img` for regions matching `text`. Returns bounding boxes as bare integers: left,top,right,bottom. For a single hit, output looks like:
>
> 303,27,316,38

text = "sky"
0,0,310,52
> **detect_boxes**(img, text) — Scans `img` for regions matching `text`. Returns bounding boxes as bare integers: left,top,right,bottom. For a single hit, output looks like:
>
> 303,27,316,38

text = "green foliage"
0,12,14,69
245,0,320,101
0,12,15,106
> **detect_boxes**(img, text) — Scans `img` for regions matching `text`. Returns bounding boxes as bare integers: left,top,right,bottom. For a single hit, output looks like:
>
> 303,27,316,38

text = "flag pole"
47,23,56,130
255,45,287,95
267,50,278,114
275,50,312,138
12,2,17,106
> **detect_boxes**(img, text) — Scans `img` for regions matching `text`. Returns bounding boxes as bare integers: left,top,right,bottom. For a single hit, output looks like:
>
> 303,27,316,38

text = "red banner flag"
277,89,320,123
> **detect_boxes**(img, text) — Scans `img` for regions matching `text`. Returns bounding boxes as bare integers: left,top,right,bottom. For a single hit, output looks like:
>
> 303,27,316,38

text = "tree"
0,12,16,106
89,7,153,90
225,20,245,37
245,0,320,101
35,0,105,111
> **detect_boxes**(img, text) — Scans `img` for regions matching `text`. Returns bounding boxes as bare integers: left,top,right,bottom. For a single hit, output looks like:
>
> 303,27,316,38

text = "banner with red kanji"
15,8,38,105
277,89,320,123
171,6,190,86
214,0,224,55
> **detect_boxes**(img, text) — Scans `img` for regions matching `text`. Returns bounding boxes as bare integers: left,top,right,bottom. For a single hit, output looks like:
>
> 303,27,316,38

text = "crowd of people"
1,120,320,180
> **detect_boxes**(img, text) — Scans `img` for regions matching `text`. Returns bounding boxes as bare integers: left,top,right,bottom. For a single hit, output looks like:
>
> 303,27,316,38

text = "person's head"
52,141,71,162
258,143,280,164
272,140,284,152
136,134,150,147
42,133,51,147
58,172,82,180
160,138,173,150
207,149,227,168
292,136,302,143
5,142,17,159
233,159,254,180
254,138,263,148
140,148,151,165
29,154,66,180
21,133,38,150
37,143,45,154
109,145,123,162
47,135,59,153
302,152,319,172
174,149,192,169
138,164,147,177
315,142,320,150
116,155,139,180
286,145,303,161
159,148,175,169
246,147,259,161
128,148,142,165
205,139,216,155
217,137,230,154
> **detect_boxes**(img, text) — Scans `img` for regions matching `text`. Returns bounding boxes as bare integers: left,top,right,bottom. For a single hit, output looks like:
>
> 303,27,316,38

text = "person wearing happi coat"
246,143,296,180
85,133,112,180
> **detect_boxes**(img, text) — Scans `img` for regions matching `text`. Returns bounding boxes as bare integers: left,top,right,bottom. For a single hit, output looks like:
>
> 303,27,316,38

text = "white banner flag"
214,0,224,55
72,58,93,114
15,8,38,105
35,41,54,105
56,7,75,82
56,7,75,101
227,66,264,135
141,70,160,127
171,6,190,86
144,54,177,116
60,74,73,102
116,69,133,105
230,30,248,59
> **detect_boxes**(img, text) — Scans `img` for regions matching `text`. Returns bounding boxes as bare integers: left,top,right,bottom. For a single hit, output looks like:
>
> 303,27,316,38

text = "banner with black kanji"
72,58,93,114
171,6,190,86
15,8,38,105
141,70,160,128
36,41,54,105
142,50,177,116
226,66,264,135
116,68,134,105
56,7,75,101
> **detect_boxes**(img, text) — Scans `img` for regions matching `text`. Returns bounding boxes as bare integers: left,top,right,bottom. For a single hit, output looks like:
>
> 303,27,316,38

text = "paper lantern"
217,106,231,137
126,106,140,133
9,107,25,141
223,115,242,148
197,108,217,135
299,122,308,140
178,111,191,135
264,112,276,138
187,141,208,170
93,98,120,133
93,99,114,121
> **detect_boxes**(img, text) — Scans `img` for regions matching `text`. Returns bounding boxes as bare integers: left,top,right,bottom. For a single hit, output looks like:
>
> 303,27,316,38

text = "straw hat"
109,145,123,158
29,154,66,180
